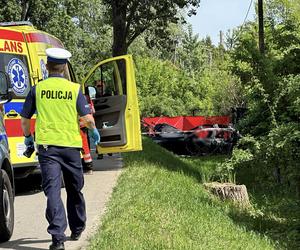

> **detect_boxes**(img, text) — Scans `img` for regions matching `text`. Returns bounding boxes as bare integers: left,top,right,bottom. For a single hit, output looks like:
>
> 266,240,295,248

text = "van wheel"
0,170,14,242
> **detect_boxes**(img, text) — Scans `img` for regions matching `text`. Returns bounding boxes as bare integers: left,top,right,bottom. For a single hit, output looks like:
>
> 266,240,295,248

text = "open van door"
82,55,142,154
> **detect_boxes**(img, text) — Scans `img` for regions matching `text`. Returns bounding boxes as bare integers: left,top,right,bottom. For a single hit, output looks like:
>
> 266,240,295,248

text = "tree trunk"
112,1,128,57
296,176,300,199
21,0,30,21
204,182,250,207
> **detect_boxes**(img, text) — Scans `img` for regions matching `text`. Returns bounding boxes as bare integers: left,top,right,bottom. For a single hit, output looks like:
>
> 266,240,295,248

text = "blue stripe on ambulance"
3,102,24,114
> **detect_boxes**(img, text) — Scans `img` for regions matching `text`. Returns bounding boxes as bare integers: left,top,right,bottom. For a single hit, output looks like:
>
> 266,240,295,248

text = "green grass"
228,190,300,250
180,155,228,183
88,137,278,250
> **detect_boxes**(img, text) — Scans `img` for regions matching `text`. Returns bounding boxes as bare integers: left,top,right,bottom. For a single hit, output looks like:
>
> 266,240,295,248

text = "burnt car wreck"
143,116,241,156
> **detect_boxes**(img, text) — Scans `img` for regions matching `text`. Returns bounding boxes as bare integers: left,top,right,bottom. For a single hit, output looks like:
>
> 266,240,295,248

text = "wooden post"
258,0,265,54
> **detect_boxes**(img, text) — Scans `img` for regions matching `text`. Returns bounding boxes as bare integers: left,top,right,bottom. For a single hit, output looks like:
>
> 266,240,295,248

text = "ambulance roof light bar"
0,21,33,27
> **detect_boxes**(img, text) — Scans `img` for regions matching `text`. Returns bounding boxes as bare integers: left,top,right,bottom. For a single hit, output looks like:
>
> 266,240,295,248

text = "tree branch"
125,2,139,38
125,10,175,48
126,26,147,47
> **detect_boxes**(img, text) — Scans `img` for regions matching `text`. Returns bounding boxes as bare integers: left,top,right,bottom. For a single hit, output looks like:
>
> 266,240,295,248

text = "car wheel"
0,170,14,242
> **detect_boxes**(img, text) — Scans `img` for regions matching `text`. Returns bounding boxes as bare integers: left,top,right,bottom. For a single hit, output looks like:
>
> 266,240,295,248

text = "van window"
0,53,31,99
67,61,76,82
85,59,127,97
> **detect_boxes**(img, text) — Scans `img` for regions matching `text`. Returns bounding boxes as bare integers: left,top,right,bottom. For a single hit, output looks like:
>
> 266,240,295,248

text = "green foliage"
176,25,203,74
135,56,197,116
225,0,300,196
217,148,252,183
199,60,245,115
263,124,300,188
275,75,300,123
0,0,22,20
227,122,299,193
0,0,112,80
134,49,243,117
216,136,259,183
38,0,112,80
103,0,201,55
225,76,300,191
132,21,245,117
1,1,242,118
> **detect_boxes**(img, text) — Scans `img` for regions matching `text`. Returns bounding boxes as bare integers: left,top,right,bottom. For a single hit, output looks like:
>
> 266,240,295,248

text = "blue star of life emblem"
40,59,48,80
7,58,29,94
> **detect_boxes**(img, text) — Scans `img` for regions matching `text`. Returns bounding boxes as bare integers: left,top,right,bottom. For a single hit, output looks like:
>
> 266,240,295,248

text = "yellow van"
0,21,142,177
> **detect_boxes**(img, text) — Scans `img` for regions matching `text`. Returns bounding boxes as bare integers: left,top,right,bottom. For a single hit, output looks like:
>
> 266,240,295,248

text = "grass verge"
88,137,278,250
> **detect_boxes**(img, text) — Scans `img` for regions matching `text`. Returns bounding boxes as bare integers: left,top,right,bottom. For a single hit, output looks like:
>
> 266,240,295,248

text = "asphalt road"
0,153,122,250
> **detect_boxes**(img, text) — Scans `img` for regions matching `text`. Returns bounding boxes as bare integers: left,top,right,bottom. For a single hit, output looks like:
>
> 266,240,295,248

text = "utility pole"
219,30,223,46
258,0,265,54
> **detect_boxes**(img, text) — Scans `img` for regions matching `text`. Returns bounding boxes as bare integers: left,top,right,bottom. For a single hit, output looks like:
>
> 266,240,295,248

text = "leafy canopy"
103,0,201,56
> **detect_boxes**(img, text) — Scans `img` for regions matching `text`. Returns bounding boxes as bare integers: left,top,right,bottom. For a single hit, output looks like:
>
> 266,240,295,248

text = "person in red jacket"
80,93,95,174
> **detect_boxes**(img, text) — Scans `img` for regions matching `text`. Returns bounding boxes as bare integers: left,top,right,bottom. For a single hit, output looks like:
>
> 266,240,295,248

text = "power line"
231,0,254,45
242,0,254,28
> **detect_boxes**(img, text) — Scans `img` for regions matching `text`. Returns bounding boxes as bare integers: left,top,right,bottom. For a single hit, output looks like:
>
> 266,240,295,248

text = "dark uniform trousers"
38,145,86,243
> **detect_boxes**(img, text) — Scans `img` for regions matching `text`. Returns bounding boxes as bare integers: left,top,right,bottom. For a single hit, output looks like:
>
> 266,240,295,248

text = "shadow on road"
91,153,123,171
0,238,51,250
14,173,43,196
13,153,122,197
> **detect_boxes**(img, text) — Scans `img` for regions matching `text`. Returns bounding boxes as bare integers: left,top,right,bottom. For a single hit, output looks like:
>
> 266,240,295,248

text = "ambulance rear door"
83,55,142,153
0,30,38,167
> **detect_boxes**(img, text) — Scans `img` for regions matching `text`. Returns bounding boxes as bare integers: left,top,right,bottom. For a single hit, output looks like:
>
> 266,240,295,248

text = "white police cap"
46,48,72,64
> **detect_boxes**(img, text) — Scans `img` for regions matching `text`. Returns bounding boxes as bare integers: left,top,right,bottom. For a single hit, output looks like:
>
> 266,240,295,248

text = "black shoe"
83,161,93,170
49,242,64,250
83,161,93,175
97,154,103,160
70,231,82,241
84,169,93,175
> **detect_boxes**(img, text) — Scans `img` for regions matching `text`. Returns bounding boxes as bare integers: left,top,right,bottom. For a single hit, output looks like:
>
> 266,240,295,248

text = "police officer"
20,48,100,250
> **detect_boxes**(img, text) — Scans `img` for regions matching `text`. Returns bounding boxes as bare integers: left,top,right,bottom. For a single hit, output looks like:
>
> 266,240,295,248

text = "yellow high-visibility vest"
35,77,82,147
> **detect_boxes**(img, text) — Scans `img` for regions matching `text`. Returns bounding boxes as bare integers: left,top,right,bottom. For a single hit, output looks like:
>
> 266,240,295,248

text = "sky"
187,0,256,45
